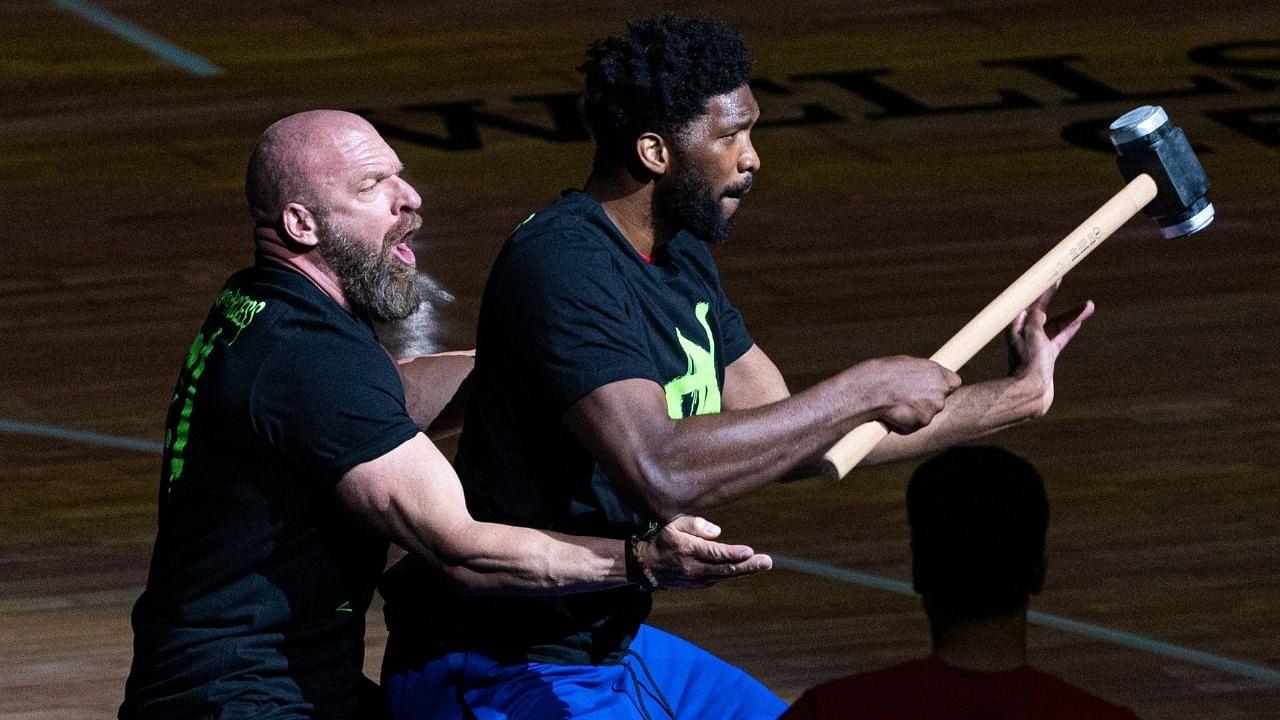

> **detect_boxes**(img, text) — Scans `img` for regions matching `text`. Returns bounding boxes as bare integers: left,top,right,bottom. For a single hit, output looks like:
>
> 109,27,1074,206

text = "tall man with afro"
380,16,1092,719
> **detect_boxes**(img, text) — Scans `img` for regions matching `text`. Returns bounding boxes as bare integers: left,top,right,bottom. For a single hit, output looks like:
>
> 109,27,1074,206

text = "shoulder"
490,198,629,301
1017,667,1141,718
506,205,617,268
271,299,386,368
218,265,371,344
788,660,925,711
504,192,612,256
233,271,397,392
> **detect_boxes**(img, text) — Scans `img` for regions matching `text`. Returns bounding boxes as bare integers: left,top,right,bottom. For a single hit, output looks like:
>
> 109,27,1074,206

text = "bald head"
245,110,381,225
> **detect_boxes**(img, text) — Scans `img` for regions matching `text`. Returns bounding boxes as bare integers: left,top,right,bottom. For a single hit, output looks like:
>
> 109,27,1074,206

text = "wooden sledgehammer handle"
820,173,1158,481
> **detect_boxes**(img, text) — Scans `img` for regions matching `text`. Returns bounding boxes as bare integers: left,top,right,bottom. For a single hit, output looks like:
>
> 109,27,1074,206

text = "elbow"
631,450,714,520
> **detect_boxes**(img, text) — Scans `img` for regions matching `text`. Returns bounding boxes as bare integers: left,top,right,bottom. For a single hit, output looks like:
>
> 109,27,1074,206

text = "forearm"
636,364,894,515
863,375,1042,465
340,434,632,596
420,520,631,596
396,352,474,432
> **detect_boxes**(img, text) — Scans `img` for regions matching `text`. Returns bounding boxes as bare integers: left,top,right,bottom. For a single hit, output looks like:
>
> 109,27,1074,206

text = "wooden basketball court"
1,1,1277,717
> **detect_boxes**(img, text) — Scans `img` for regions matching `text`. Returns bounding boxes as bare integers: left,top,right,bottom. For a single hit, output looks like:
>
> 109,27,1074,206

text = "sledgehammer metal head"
1109,106,1213,238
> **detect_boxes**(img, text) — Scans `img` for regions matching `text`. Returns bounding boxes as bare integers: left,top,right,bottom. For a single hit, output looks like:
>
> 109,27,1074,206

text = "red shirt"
783,656,1140,720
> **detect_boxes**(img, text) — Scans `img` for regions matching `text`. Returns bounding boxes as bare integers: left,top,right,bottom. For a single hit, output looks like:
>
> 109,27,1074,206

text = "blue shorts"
384,624,786,719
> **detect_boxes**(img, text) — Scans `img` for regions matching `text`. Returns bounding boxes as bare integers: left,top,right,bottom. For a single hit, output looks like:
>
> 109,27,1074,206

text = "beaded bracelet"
626,522,661,592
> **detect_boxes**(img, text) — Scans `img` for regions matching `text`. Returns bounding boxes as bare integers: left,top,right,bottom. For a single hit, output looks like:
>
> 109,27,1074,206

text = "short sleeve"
494,234,660,411
251,324,421,484
684,238,754,364
717,294,753,365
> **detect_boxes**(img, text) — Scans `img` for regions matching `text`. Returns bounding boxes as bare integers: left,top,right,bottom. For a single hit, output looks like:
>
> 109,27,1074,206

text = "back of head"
579,15,752,169
907,446,1049,621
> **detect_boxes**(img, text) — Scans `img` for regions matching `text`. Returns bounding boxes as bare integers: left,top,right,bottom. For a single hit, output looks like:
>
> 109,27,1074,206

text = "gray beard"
316,218,424,323
374,274,460,357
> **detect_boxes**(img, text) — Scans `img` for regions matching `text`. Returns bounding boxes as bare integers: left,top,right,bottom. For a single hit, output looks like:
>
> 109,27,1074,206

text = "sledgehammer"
821,105,1214,480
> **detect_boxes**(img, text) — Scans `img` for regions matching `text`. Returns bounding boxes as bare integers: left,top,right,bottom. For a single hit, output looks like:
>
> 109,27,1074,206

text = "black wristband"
626,522,661,592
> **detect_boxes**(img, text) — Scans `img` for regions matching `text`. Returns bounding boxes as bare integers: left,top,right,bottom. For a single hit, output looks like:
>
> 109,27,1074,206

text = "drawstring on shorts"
622,649,676,719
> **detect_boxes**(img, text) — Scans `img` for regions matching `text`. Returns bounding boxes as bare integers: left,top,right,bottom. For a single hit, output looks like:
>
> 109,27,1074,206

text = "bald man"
119,110,768,720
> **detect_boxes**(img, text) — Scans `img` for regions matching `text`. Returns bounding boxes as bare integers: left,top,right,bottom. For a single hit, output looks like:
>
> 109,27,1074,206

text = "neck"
252,227,350,311
583,168,673,258
929,610,1028,672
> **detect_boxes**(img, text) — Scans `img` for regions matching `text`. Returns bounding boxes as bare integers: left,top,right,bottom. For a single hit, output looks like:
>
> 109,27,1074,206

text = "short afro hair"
907,447,1049,621
579,15,752,165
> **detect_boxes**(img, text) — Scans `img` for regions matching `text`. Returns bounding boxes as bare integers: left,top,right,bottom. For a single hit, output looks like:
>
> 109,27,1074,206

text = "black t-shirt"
120,264,420,720
381,190,753,666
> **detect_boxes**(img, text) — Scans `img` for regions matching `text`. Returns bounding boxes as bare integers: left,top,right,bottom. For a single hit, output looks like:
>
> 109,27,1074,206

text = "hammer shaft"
821,173,1158,481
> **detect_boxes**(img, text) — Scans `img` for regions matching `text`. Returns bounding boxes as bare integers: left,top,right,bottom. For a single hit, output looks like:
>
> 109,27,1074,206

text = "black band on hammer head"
1109,105,1214,239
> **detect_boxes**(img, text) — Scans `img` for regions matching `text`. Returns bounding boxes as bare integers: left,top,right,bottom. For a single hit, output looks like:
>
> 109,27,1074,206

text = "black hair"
907,446,1049,621
579,15,752,168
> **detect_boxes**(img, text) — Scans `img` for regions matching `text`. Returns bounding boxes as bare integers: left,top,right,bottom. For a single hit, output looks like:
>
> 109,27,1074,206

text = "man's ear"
281,203,320,249
634,132,670,176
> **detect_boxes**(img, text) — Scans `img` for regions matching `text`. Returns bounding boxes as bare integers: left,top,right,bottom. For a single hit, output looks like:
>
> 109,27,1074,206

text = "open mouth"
390,216,422,265
392,242,416,265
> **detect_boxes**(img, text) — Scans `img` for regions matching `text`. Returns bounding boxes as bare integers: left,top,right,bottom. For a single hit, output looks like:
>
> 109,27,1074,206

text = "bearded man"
379,15,1094,720
118,110,770,720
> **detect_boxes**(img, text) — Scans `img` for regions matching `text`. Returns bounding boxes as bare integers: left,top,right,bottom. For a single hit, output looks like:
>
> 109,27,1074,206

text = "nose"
739,137,760,175
393,175,422,212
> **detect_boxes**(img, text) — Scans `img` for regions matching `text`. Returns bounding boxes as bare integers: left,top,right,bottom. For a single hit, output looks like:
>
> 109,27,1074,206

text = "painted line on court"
50,0,223,77
0,418,163,454
4,418,1276,687
772,554,1280,687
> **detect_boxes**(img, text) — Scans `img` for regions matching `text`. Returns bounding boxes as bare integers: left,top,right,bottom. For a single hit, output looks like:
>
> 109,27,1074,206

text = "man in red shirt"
784,446,1140,720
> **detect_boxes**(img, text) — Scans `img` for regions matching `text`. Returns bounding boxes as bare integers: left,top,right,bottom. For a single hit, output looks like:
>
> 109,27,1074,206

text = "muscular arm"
395,350,473,439
722,345,1045,468
863,376,1039,464
718,292,1095,470
722,344,790,410
573,290,1091,517
870,291,1095,465
564,353,958,519
336,434,770,594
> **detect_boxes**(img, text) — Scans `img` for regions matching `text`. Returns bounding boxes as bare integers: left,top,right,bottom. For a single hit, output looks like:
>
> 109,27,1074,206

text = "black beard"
652,163,740,245
316,213,423,323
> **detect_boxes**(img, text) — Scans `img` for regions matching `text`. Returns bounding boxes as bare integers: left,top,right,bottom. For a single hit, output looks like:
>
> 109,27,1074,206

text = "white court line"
50,0,222,77
0,418,164,453
772,554,1280,687
2,417,1275,687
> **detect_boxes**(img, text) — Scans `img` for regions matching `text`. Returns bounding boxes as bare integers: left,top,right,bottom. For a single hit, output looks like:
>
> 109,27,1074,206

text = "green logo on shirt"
163,288,268,495
215,287,267,342
663,302,721,419
165,327,222,495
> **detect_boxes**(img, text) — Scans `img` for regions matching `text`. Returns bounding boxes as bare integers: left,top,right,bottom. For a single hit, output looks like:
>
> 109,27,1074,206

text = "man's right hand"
636,515,772,590
858,356,962,434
